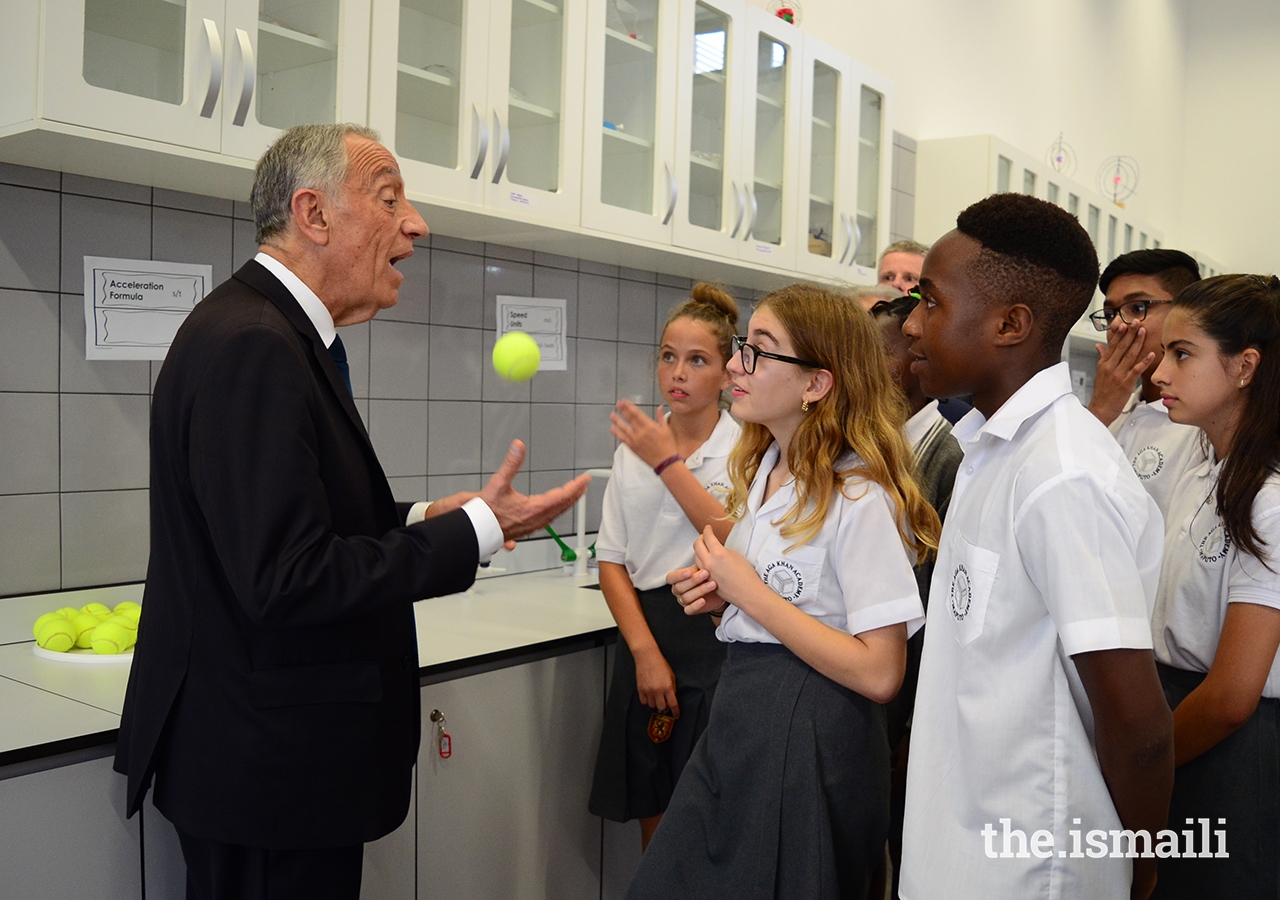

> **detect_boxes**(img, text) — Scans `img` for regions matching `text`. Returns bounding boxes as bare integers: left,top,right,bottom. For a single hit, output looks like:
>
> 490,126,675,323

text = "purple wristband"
653,454,684,476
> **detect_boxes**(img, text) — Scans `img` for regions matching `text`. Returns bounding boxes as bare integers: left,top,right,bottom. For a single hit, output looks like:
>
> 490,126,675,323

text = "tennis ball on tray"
91,620,135,655
113,601,141,615
33,611,69,634
35,618,77,652
71,612,104,649
81,603,112,617
492,331,541,383
56,607,80,619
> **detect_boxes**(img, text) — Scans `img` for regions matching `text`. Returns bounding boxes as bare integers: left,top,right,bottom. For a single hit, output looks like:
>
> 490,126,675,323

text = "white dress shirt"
595,410,740,591
717,443,923,644
901,362,1163,900
1108,387,1206,520
1154,461,1280,697
254,252,503,558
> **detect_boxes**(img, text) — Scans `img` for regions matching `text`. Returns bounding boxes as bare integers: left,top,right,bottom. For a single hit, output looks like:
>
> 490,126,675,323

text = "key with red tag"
429,709,452,759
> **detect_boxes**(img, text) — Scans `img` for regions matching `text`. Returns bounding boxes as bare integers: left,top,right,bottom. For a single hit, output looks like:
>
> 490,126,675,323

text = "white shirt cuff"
406,501,431,525
462,497,504,560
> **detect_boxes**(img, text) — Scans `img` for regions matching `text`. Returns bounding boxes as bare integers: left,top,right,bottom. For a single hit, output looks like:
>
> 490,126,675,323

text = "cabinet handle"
744,187,757,241
662,164,678,225
491,110,510,184
199,18,223,119
849,219,863,266
729,182,744,238
837,214,852,265
231,28,255,127
469,104,489,180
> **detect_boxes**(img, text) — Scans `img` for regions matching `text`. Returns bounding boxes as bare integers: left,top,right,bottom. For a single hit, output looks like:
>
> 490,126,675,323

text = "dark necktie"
328,334,353,397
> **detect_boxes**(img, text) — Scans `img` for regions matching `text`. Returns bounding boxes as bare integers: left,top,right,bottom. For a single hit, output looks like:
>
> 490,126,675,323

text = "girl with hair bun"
1149,274,1280,899
589,283,742,850
627,283,939,899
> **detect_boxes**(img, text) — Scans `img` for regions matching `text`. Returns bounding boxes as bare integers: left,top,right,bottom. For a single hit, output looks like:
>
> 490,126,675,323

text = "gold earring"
801,398,810,413
1241,379,1247,388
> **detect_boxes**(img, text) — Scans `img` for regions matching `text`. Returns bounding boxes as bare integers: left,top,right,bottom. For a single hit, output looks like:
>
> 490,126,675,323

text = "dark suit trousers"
177,827,364,900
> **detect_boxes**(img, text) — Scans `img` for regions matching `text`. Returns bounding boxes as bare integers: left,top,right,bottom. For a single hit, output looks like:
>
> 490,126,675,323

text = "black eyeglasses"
1088,299,1172,332
731,335,821,374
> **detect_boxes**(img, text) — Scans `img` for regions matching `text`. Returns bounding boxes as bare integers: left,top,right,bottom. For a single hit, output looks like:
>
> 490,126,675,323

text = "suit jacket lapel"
232,260,375,449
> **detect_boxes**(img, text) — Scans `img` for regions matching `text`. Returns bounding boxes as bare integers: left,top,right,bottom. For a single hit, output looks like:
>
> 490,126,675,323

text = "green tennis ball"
81,603,112,617
71,613,103,649
91,621,135,655
116,606,141,625
33,611,69,636
56,607,80,619
113,601,141,615
35,618,77,652
104,613,137,633
492,331,541,383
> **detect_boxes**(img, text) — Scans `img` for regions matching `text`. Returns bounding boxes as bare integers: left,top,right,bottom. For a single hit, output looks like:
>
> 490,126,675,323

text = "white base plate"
32,644,134,664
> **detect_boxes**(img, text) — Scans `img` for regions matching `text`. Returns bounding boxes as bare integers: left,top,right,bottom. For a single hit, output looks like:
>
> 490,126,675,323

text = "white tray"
32,644,134,664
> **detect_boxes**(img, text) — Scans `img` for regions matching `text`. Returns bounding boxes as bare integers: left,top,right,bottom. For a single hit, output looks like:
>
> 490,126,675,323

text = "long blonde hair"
724,283,940,562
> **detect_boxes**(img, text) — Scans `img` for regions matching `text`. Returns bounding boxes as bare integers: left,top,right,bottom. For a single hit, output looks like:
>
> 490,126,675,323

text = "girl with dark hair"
625,284,940,900
1149,274,1280,898
588,284,741,850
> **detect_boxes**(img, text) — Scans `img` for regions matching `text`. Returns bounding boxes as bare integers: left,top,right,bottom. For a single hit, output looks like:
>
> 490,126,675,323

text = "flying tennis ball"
71,612,103,649
91,621,135,655
35,618,77,652
492,331,541,382
81,602,112,617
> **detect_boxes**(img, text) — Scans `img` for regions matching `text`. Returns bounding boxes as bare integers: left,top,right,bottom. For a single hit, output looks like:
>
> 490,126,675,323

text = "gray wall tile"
657,273,692,289
61,489,149,588
152,206,234,288
60,295,153,394
580,260,618,278
575,404,616,469
0,494,61,595
232,218,258,270
427,400,481,475
0,394,59,494
431,234,484,256
383,245,430,324
0,162,59,191
529,404,576,473
0,183,60,292
530,470,575,535
60,393,150,492
429,249,484,328
576,339,617,405
485,243,533,263
0,290,59,392
577,273,619,341
339,321,371,398
370,320,431,400
616,343,656,406
61,173,150,204
530,337,576,403
153,188,234,216
233,200,254,221
61,194,151,291
533,250,577,271
482,259,534,331
532,265,578,338
619,266,656,284
427,473,482,499
481,402,531,473
427,325,483,401
369,399,429,478
617,279,657,344
657,284,689,327
386,476,428,504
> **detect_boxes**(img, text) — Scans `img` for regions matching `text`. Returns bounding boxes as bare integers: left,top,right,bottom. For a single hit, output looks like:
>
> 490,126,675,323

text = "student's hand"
1087,322,1153,426
610,400,678,469
633,646,680,718
667,565,728,617
692,526,764,607
481,441,591,543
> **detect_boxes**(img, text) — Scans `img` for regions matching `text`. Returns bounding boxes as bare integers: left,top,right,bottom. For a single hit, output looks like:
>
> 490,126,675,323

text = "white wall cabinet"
39,0,370,160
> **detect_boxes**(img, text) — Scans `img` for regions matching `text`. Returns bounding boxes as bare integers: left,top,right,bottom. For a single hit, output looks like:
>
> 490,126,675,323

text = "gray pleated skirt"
589,586,726,823
624,641,890,900
1152,662,1280,900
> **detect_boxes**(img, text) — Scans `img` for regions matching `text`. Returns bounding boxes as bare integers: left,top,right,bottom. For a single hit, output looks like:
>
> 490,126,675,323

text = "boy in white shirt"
1086,249,1204,517
899,194,1174,900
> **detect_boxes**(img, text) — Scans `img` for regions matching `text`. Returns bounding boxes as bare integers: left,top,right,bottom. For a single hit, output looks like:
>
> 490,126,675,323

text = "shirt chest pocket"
947,539,1000,647
756,537,826,606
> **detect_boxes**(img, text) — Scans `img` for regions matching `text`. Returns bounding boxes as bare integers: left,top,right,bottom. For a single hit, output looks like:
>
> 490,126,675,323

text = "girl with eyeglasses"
625,284,940,900
1148,274,1280,898
588,284,742,852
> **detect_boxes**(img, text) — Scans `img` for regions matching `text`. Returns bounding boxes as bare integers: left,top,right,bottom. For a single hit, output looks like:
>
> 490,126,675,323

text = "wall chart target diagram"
1098,155,1140,204
1045,133,1077,177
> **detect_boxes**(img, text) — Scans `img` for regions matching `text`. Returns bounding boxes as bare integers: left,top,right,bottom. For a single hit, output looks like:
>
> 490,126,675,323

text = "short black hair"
869,294,919,325
955,193,1100,351
1098,248,1202,298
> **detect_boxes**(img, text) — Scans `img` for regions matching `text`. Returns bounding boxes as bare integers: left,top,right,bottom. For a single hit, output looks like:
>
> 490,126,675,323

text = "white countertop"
0,569,616,764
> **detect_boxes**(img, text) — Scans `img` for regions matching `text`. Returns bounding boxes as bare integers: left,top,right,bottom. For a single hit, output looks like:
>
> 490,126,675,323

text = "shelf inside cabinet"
811,116,834,130
509,97,559,125
690,154,724,171
398,63,456,89
513,0,562,25
756,92,783,110
602,127,652,149
809,194,833,206
258,21,337,71
695,70,726,84
753,177,783,191
604,28,655,54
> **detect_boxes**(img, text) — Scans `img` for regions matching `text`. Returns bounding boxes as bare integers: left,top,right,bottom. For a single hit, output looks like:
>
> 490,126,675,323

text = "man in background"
878,239,929,294
115,123,589,900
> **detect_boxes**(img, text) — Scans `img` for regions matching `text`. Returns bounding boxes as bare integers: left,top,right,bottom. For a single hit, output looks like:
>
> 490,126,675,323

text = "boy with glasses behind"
1087,249,1205,517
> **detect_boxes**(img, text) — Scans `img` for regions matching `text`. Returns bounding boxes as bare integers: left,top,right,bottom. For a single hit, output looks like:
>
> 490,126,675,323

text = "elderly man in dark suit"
114,123,589,900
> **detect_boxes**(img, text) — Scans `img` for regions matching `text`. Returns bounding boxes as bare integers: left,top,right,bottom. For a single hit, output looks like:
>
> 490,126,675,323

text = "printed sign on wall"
496,295,568,371
84,256,212,360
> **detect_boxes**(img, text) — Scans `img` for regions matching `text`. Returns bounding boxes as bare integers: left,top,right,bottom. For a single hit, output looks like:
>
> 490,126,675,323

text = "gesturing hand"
480,440,591,543
610,400,677,469
1087,322,1152,427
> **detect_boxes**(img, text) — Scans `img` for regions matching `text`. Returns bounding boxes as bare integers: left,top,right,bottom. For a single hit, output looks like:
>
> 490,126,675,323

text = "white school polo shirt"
1154,462,1280,697
900,363,1163,900
1108,388,1206,521
716,443,923,644
595,410,740,591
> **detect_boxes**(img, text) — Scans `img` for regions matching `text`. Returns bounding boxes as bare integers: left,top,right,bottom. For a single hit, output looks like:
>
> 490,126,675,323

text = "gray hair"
879,239,929,260
251,123,381,245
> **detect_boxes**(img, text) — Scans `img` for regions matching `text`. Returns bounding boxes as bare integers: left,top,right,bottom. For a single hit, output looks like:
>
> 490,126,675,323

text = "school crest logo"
950,564,972,620
705,479,732,498
1132,446,1164,480
762,560,804,601
647,712,675,743
1198,523,1230,563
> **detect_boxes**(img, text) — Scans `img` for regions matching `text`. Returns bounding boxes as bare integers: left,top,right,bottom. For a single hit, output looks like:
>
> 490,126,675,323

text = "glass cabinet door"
82,0,188,105
804,60,838,262
687,2,731,233
253,0,341,130
748,33,787,247
504,0,565,193
853,83,883,269
395,0,466,170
